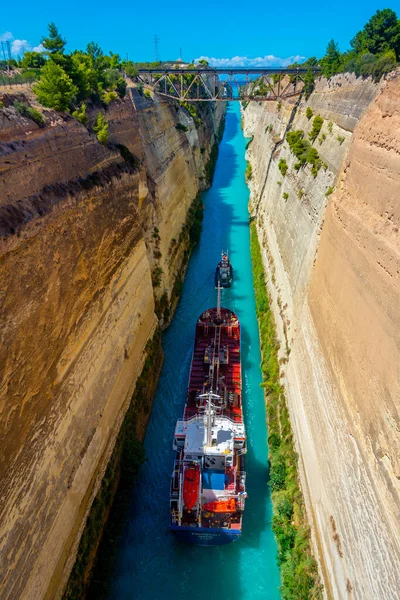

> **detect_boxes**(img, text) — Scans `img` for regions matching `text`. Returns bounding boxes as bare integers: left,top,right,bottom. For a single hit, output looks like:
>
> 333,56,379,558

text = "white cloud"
11,39,31,56
0,32,44,56
33,43,45,53
194,55,306,67
0,31,13,43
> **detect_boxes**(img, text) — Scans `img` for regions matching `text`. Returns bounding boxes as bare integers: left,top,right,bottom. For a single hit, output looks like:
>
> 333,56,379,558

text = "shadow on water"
89,103,281,600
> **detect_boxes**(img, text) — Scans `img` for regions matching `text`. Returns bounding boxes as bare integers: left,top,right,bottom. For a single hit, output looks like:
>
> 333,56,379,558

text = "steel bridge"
136,66,320,102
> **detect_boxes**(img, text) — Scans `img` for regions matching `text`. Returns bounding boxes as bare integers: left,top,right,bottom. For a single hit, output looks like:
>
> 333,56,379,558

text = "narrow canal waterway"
95,103,281,599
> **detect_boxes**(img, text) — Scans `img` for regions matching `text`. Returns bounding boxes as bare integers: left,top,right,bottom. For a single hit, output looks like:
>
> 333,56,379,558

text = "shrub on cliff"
179,101,200,127
308,115,324,143
245,161,253,182
278,158,288,176
72,102,87,124
249,224,323,600
33,60,78,111
93,112,109,144
305,107,313,120
103,90,118,106
13,99,45,127
286,129,321,176
105,68,127,97
342,49,397,81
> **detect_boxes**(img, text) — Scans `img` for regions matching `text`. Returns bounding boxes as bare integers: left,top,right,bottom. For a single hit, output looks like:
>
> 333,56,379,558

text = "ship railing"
170,464,181,496
178,472,183,525
186,412,242,425
223,468,246,493
237,496,246,511
236,447,247,456
237,471,246,488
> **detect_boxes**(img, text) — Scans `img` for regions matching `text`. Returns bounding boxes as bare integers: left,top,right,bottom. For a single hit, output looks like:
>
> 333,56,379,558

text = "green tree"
124,61,138,77
351,8,400,60
70,51,108,100
21,51,46,70
303,69,315,99
94,112,109,144
106,52,121,69
86,41,103,61
41,22,66,54
308,115,324,142
303,56,318,66
72,102,87,124
278,158,288,176
13,100,45,126
33,60,78,111
320,39,342,78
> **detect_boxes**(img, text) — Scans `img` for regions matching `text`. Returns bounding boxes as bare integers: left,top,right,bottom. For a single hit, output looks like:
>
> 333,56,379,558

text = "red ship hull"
170,306,246,545
184,307,242,422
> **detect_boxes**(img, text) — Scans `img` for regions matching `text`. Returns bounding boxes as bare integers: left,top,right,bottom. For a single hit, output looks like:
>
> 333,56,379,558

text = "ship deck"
170,307,246,539
184,307,242,422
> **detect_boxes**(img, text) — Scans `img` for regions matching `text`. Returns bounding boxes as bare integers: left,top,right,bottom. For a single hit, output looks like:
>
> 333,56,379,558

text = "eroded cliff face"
0,89,224,599
244,73,400,599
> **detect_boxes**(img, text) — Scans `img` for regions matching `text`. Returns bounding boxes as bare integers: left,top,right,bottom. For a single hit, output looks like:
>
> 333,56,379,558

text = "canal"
92,102,281,599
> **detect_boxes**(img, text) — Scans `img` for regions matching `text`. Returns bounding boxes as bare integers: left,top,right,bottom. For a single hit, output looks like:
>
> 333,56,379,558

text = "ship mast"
199,391,219,447
217,281,221,320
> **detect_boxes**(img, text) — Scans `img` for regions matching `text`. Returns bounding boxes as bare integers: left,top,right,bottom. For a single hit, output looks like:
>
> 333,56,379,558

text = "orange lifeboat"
183,465,200,509
202,498,236,513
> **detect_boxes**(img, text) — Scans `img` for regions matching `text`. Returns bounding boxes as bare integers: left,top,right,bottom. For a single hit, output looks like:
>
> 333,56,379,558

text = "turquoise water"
100,103,281,599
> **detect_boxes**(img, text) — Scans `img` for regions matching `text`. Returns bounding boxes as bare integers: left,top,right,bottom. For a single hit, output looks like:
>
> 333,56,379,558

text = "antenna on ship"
199,391,219,447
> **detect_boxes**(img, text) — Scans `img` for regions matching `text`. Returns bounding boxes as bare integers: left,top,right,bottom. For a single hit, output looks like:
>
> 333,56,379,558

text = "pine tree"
320,39,342,78
93,113,109,144
351,9,400,60
303,70,315,99
41,22,66,54
33,61,78,111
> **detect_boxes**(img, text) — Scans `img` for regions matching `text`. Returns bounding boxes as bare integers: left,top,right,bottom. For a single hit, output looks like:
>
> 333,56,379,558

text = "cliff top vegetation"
26,23,129,112
291,8,400,83
242,8,399,105
0,23,212,136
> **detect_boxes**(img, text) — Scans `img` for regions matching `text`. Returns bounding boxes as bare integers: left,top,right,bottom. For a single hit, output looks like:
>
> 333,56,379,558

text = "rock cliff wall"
0,89,224,599
244,73,400,599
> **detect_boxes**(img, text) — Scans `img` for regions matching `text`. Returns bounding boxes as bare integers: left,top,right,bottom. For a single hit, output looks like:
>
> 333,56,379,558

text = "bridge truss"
136,67,319,102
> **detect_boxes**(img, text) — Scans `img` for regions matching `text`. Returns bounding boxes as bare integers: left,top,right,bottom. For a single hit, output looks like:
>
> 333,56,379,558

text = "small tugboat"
170,286,247,545
215,251,233,288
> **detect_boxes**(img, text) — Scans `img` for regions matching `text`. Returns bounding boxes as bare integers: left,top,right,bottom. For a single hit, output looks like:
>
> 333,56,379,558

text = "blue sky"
1,1,400,65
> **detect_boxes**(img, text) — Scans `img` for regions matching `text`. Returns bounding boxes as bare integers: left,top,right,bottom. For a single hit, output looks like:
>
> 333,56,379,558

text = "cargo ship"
170,289,247,545
215,251,233,288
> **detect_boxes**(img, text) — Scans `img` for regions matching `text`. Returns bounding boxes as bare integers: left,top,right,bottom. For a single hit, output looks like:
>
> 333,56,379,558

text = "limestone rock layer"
244,73,400,599
0,89,224,599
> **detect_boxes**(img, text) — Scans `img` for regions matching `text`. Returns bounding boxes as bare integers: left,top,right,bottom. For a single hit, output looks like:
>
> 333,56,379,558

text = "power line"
153,34,160,63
